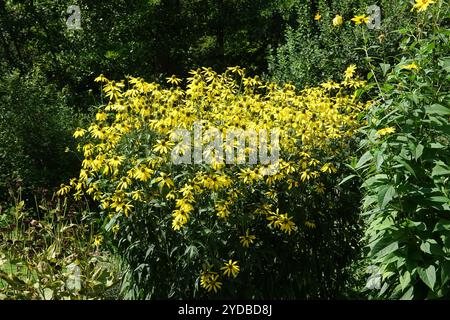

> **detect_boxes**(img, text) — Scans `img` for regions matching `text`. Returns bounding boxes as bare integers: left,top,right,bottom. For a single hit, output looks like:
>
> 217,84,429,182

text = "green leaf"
432,161,450,177
362,174,389,188
426,104,450,116
429,142,446,149
420,239,442,256
415,144,424,160
430,196,449,204
407,220,426,231
418,265,436,291
399,271,411,291
399,286,414,300
376,151,385,171
355,151,373,170
372,241,399,258
338,174,356,186
396,159,417,178
433,219,450,232
441,261,450,286
378,185,396,208
184,245,198,260
438,57,450,73
380,63,391,76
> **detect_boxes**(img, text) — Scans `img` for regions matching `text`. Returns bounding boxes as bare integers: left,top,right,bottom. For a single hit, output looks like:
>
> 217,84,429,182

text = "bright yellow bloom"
320,163,337,174
376,127,396,136
401,62,419,71
73,128,87,138
133,166,154,182
351,15,369,25
278,214,296,235
94,74,108,83
314,13,322,21
56,184,71,197
239,229,256,248
92,235,103,247
153,139,175,155
166,75,182,85
112,224,120,234
411,0,435,12
200,272,222,293
154,172,174,190
332,14,343,27
345,64,357,79
96,112,108,122
221,260,240,278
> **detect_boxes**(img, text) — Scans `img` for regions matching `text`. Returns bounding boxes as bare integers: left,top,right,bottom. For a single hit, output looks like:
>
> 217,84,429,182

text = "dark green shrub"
0,69,80,198
268,0,413,87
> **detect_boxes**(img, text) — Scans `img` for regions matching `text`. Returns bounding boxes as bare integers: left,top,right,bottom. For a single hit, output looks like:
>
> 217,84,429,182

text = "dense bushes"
0,69,80,198
354,1,450,299
268,0,413,87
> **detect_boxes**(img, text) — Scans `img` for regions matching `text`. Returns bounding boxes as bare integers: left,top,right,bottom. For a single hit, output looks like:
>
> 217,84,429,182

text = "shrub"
0,69,80,198
268,0,413,87
62,67,369,299
354,0,450,299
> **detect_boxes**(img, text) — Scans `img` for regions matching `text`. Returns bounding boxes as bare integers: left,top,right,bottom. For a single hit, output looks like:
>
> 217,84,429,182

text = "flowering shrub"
61,66,369,298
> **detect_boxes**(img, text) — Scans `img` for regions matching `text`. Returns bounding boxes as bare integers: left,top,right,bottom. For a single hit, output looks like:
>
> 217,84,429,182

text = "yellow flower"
56,184,71,197
112,224,120,234
376,127,396,136
153,139,175,155
321,81,340,91
154,172,174,190
220,260,240,278
201,272,222,293
73,128,87,138
133,166,154,182
166,75,182,85
96,112,108,122
401,62,419,71
304,220,317,229
278,214,296,235
320,163,337,174
411,0,435,12
344,64,357,80
239,229,256,248
92,235,103,247
351,15,369,25
314,182,326,194
314,13,322,21
332,14,343,27
94,74,108,83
